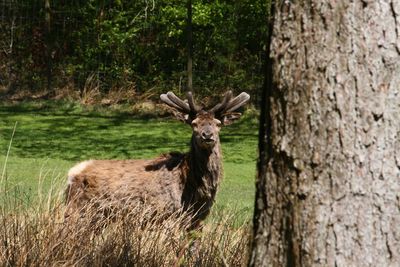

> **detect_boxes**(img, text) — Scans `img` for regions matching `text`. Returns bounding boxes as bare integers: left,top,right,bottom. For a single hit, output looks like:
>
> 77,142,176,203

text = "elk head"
160,91,250,149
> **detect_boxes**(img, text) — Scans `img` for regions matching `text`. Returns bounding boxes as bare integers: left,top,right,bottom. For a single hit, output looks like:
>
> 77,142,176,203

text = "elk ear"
222,112,242,125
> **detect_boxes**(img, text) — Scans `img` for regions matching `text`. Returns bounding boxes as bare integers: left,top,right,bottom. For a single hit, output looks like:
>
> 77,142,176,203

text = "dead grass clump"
0,196,251,266
101,83,137,105
79,73,101,105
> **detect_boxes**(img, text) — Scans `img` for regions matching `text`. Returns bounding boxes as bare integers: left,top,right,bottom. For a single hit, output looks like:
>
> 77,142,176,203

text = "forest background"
0,0,268,101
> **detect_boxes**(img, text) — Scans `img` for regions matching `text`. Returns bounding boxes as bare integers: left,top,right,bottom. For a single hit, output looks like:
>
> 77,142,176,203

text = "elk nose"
201,132,213,140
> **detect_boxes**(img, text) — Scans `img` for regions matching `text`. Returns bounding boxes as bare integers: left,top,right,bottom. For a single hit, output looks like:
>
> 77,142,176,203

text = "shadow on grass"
0,102,258,163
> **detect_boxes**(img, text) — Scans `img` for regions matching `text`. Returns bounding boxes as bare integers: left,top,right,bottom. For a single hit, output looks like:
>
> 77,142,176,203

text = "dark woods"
0,0,268,100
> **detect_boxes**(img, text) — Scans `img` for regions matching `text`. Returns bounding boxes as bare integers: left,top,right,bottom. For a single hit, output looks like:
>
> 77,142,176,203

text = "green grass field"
0,101,258,217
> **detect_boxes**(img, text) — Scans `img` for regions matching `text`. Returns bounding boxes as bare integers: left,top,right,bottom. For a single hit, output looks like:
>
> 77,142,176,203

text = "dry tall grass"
0,183,251,267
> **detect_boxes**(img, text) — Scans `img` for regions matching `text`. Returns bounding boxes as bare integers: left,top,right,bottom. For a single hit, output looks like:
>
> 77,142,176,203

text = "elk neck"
187,134,223,193
180,134,223,224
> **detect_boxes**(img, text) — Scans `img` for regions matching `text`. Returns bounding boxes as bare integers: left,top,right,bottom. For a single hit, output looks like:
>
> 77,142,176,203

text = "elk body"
65,91,250,228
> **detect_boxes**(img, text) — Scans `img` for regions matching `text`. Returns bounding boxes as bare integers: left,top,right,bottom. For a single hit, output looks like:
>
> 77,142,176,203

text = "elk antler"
160,91,201,121
209,91,250,117
186,91,201,114
208,90,233,114
160,92,190,113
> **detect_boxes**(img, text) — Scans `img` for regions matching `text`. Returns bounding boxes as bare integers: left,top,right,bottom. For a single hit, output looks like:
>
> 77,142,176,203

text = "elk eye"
191,121,198,127
214,119,222,127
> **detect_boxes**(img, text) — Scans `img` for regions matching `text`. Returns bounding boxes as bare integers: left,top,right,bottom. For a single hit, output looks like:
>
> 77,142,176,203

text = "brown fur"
65,92,249,228
65,115,223,228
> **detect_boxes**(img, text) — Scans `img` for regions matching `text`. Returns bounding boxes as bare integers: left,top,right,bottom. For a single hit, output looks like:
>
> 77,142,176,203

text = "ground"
0,100,258,220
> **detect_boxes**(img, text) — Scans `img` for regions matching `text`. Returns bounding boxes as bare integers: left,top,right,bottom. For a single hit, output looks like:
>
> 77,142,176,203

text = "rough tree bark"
251,1,400,266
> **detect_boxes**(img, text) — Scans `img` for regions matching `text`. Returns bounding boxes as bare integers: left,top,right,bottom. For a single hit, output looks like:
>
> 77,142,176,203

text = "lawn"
0,101,258,218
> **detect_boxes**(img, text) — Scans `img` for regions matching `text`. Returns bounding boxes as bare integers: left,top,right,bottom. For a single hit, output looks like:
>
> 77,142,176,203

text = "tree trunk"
251,1,400,266
187,0,193,92
44,0,52,93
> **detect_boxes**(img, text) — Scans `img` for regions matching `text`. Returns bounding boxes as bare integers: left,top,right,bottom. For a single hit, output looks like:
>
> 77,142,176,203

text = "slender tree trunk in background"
251,1,400,266
44,0,52,93
187,0,193,92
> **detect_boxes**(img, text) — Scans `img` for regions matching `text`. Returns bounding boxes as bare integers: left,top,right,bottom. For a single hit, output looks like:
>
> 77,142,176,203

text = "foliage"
0,0,268,99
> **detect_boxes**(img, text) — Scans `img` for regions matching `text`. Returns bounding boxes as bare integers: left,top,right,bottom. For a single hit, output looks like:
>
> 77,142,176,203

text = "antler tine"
224,92,250,113
167,92,191,112
160,92,190,113
160,93,182,110
186,91,201,113
209,90,233,114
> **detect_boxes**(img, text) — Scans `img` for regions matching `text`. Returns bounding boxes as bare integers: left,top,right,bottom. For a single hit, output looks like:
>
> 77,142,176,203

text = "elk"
65,91,250,229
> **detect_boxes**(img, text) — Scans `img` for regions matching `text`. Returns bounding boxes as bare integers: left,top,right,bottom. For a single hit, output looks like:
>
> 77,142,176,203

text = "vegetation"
0,101,256,265
0,0,268,99
0,1,264,264
0,191,251,266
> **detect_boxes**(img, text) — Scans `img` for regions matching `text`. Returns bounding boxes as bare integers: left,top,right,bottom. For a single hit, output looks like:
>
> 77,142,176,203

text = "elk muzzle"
201,130,215,144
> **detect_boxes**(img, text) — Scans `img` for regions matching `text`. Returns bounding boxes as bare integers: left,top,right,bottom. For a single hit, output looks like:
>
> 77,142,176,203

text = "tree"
251,1,400,266
44,0,52,93
187,0,193,92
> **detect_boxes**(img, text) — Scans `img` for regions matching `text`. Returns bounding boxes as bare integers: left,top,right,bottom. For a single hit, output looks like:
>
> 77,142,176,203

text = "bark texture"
251,0,400,266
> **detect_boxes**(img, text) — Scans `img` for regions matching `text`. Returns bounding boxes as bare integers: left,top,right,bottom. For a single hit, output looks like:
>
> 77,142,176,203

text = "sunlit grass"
0,101,257,216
